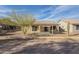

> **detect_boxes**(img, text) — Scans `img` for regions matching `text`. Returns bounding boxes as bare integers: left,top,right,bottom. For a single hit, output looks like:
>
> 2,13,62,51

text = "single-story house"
1,19,79,35
27,20,60,34
59,19,79,34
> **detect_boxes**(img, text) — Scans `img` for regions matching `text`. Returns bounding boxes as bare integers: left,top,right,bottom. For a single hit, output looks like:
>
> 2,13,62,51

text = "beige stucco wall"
69,24,74,33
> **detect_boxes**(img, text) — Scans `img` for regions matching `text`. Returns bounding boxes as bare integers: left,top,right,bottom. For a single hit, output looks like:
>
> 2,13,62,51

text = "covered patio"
32,20,60,34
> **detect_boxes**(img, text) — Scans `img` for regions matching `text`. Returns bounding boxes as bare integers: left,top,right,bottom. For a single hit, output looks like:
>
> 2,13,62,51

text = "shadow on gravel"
0,34,14,36
14,38,79,54
0,37,34,53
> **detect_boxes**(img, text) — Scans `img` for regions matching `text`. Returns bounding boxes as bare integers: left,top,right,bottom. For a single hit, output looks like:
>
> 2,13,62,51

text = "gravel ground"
0,37,79,54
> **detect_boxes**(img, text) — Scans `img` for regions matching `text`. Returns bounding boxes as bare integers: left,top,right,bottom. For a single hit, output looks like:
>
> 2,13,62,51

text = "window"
76,25,79,30
44,27,49,32
32,26,38,31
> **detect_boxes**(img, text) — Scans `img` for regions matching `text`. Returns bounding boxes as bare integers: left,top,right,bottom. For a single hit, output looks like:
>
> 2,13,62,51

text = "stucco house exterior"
27,20,60,34
1,19,79,35
59,19,79,34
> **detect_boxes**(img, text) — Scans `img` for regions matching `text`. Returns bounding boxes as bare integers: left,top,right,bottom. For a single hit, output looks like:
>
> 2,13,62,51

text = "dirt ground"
0,31,79,54
0,37,79,54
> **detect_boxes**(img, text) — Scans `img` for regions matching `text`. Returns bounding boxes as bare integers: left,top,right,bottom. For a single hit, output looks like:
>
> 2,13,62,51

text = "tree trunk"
21,26,28,39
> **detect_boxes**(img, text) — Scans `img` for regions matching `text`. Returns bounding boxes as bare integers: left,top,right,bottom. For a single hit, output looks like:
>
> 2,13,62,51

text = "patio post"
52,26,53,34
57,26,59,32
48,26,50,33
38,25,41,32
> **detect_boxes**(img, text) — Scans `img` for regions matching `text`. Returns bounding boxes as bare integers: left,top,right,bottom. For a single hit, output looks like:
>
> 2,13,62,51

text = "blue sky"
0,5,79,21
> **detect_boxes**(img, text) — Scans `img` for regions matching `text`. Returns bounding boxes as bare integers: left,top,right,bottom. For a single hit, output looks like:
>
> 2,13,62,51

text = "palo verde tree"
9,11,35,35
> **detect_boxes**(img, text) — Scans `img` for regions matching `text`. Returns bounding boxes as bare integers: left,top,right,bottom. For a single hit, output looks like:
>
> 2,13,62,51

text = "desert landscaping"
0,31,79,54
0,6,79,54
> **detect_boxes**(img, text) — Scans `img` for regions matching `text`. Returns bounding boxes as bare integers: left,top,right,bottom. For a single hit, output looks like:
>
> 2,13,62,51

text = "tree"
0,18,17,26
9,11,35,35
0,11,35,37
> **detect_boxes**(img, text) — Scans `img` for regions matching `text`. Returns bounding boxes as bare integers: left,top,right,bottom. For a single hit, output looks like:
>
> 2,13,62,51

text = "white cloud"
0,14,8,17
0,9,11,13
42,5,73,20
65,14,79,18
0,6,27,17
40,6,53,13
35,6,54,18
0,9,26,13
